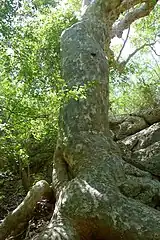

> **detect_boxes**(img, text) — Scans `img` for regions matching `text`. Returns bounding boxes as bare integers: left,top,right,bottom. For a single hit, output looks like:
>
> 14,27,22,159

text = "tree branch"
110,42,156,73
116,26,130,62
122,42,155,66
112,1,158,38
119,0,146,12
150,45,160,56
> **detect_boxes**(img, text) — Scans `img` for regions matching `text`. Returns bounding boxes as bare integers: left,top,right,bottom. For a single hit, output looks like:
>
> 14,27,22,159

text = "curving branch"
112,1,158,38
122,42,156,66
119,0,146,12
109,41,156,73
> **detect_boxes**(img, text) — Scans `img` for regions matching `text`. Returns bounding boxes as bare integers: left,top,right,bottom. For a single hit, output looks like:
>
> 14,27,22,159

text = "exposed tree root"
0,180,54,240
35,134,160,240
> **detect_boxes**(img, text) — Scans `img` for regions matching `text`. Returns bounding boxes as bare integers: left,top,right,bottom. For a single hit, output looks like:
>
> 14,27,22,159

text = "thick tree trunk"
37,1,160,240
0,1,159,239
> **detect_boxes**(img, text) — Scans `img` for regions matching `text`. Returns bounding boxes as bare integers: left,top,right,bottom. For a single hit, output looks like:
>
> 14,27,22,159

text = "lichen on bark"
37,1,160,240
1,1,159,240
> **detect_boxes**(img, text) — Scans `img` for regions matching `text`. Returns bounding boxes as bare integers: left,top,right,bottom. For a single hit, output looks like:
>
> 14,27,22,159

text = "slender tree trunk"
38,1,160,239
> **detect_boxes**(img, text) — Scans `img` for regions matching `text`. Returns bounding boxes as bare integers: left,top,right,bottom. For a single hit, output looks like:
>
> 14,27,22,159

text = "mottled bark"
37,1,160,240
0,1,159,239
112,0,158,38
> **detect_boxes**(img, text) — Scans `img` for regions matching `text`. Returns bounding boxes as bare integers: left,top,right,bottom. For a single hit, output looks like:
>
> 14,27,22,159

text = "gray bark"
37,1,160,240
1,1,159,239
119,121,160,176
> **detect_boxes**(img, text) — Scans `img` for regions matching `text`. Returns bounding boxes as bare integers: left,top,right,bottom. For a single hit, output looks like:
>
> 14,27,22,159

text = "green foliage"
0,0,78,176
110,57,160,115
131,4,160,46
109,4,160,115
0,0,159,184
0,0,17,37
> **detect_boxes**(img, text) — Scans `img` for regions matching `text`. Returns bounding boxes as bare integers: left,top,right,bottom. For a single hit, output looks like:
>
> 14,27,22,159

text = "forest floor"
0,172,25,221
0,171,54,240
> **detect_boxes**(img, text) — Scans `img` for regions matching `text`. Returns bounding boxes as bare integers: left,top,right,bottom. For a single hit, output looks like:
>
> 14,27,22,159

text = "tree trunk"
36,1,160,240
0,1,159,239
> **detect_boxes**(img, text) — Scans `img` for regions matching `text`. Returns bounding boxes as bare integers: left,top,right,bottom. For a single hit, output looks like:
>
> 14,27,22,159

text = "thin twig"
150,45,160,57
117,26,130,62
123,42,155,65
